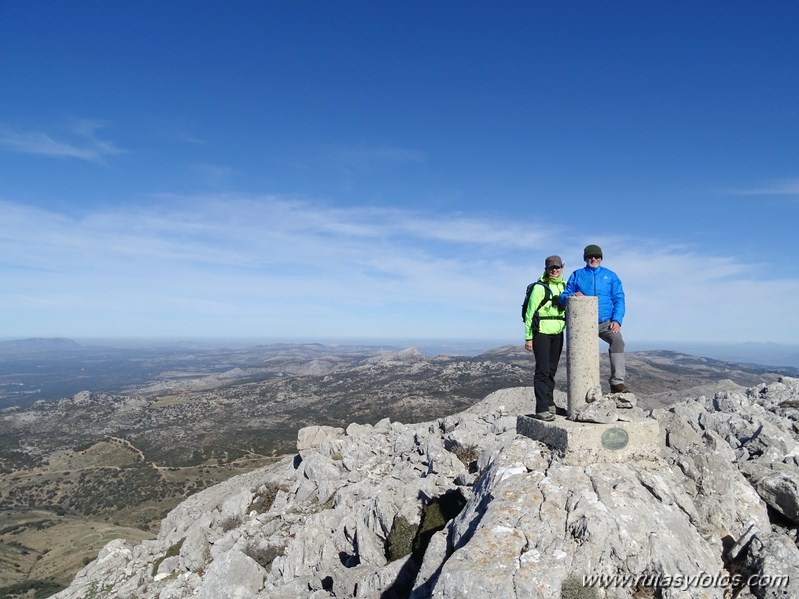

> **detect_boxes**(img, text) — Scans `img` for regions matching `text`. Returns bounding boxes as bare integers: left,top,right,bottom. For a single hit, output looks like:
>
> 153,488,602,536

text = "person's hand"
524,340,533,352
574,291,584,297
610,321,621,333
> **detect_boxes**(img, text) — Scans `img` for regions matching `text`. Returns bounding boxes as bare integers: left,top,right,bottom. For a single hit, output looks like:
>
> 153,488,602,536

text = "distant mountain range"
2,340,798,594
0,337,796,406
630,340,799,369
0,337,82,353
34,346,799,599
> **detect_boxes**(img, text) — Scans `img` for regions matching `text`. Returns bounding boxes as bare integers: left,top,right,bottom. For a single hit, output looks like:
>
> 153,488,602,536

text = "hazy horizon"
2,335,798,369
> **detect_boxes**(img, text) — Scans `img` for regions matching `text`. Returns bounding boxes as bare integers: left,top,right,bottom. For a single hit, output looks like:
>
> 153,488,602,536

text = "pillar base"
517,415,662,465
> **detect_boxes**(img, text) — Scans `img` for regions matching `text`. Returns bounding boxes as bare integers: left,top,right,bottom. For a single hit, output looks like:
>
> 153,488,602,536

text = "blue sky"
1,1,797,345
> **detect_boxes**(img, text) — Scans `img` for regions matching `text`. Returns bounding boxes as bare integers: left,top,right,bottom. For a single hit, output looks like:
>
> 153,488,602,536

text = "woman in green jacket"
524,255,567,421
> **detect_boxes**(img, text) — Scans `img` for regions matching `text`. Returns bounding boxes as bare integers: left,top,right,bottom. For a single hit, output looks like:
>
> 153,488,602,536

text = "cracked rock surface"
54,378,799,598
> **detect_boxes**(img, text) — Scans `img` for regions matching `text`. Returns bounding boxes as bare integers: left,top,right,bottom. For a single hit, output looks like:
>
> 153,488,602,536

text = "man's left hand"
609,321,621,333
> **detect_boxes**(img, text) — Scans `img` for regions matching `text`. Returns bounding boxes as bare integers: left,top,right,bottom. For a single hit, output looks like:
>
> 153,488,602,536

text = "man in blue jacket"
560,244,628,393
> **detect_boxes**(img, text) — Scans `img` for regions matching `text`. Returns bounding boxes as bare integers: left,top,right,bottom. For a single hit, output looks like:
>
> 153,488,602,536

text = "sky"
1,1,798,346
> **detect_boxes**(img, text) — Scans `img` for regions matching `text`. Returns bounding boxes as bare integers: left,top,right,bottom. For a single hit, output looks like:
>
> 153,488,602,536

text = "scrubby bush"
243,541,285,569
385,515,417,562
151,537,185,577
248,484,283,514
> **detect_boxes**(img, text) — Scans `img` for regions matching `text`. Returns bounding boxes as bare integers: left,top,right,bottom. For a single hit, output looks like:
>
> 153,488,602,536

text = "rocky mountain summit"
53,376,799,599
6,344,795,594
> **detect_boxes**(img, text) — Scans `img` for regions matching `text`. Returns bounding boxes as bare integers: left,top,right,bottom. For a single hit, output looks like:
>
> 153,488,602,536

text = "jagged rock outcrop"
54,378,799,598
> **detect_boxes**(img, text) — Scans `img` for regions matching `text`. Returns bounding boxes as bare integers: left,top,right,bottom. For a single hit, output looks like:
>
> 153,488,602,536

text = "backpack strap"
532,281,552,313
528,281,554,333
538,282,565,321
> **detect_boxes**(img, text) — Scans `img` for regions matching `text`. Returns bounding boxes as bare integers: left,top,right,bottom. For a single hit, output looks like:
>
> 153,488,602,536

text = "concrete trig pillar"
517,293,662,465
566,295,600,418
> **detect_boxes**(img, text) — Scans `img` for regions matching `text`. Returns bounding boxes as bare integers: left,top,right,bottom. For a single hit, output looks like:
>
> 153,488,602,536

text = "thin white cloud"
0,194,795,343
0,119,124,162
731,178,799,196
145,115,205,144
393,213,553,248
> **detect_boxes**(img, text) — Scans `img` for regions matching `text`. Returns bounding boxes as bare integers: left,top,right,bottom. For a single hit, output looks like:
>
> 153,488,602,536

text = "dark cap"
545,255,563,269
583,244,603,259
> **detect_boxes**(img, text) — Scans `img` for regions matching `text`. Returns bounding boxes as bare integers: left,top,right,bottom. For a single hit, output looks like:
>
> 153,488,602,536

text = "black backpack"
521,281,552,323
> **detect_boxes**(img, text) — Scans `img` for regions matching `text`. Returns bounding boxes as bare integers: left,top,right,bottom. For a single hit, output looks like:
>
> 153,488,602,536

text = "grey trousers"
598,321,625,385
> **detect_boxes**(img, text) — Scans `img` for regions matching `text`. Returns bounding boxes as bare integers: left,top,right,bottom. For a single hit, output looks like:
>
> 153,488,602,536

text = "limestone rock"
197,549,264,598
613,391,637,409
52,376,799,599
179,527,210,572
575,397,618,423
585,385,603,403
743,531,799,598
743,462,799,524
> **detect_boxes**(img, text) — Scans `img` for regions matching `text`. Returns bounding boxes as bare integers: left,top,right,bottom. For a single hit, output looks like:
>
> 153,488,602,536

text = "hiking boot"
610,383,628,393
533,411,555,422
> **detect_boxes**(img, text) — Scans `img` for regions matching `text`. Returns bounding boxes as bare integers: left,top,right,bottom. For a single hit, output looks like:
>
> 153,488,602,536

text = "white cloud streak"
0,195,795,343
0,120,124,162
731,178,799,196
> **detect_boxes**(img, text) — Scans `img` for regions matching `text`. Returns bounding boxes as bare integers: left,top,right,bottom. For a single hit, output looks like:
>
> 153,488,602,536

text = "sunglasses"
547,265,563,270
585,254,602,260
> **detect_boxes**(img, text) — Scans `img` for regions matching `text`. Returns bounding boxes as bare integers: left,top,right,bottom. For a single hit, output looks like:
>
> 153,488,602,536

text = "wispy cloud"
0,119,124,162
0,195,558,332
0,194,795,342
731,178,799,196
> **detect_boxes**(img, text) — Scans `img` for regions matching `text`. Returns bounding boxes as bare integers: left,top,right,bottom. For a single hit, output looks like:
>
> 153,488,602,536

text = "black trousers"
533,332,564,413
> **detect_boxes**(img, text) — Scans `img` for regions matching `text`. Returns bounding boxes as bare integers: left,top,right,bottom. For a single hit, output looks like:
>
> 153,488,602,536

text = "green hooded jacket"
524,273,566,340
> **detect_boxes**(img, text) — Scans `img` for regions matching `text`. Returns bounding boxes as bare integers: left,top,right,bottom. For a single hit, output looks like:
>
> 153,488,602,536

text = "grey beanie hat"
583,244,603,259
545,255,563,269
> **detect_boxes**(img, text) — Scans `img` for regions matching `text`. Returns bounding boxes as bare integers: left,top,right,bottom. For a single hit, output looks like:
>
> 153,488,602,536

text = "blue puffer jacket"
561,265,625,324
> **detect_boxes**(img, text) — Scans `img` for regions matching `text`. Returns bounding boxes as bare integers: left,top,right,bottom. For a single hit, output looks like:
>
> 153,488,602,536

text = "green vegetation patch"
0,519,55,535
413,489,467,560
85,581,115,599
560,574,603,598
150,395,190,408
450,443,479,471
152,537,185,577
244,541,285,569
220,514,241,532
248,484,283,514
385,489,468,563
0,579,65,599
385,515,417,562
0,449,39,473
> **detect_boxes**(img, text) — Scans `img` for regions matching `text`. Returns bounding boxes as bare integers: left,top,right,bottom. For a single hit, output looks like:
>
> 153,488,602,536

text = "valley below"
0,340,795,597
